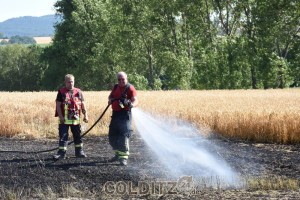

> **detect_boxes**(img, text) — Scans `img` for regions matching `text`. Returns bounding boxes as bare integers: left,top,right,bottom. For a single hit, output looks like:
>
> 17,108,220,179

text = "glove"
122,98,133,108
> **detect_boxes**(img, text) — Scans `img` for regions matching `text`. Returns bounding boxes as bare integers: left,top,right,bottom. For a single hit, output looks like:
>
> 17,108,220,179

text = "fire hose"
0,104,111,154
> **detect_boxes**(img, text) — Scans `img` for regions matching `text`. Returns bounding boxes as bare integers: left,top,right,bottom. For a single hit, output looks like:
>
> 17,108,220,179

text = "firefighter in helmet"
108,71,138,166
53,74,89,160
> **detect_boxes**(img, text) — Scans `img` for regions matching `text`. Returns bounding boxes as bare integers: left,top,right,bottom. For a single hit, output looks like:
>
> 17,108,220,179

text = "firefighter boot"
119,158,127,166
108,155,119,162
53,150,66,160
75,147,87,158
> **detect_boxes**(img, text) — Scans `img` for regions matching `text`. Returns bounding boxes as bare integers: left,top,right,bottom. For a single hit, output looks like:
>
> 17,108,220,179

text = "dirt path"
0,134,299,199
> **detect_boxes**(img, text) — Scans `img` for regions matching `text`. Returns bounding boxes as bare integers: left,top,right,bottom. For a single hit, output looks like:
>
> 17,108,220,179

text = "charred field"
0,133,299,200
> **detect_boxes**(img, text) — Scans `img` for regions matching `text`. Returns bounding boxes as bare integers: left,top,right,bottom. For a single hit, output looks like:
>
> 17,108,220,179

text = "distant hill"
0,15,60,37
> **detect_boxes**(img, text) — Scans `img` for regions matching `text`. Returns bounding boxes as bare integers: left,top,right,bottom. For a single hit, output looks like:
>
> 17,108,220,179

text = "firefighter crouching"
108,71,138,166
53,74,89,160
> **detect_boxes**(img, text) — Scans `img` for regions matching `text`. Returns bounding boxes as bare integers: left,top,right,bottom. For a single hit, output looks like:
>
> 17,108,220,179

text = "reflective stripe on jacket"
57,88,82,125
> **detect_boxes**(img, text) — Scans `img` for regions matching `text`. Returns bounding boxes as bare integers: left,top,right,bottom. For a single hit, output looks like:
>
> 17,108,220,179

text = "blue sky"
0,0,57,22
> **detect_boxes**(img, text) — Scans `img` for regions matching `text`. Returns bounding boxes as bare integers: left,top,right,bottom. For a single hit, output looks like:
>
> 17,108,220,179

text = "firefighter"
108,72,138,166
53,74,89,160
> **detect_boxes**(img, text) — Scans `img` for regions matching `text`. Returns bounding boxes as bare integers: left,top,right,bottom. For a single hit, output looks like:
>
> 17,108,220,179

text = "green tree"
9,35,36,44
0,45,46,91
41,0,300,90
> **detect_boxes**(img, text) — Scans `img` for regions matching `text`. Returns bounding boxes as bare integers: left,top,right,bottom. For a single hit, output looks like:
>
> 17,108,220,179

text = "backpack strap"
121,83,131,99
110,83,131,99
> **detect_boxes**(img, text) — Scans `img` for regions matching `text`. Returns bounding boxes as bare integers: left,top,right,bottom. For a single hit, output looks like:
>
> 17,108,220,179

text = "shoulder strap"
122,83,131,98
110,83,131,99
72,88,79,95
60,88,80,100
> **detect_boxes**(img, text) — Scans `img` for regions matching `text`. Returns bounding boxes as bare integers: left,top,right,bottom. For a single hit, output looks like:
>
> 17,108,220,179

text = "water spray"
132,108,241,188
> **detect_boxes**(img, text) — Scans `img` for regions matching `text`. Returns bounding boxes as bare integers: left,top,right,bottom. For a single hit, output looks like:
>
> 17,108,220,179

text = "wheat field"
0,89,299,143
33,37,52,44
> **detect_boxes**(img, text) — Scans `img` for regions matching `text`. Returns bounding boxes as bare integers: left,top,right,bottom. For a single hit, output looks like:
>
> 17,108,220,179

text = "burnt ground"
0,133,300,199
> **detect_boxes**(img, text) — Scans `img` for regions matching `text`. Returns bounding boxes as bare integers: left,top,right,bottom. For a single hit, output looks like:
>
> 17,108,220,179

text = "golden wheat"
245,176,299,190
0,89,299,143
33,37,52,44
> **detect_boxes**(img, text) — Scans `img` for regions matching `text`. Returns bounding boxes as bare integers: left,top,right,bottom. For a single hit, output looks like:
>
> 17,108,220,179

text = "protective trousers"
58,124,83,153
109,110,132,159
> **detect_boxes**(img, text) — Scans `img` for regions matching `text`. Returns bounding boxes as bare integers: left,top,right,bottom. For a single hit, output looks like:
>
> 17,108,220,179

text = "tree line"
0,0,299,91
0,35,36,45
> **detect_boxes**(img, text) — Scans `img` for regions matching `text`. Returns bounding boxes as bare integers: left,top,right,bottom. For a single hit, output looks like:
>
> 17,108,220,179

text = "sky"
0,0,57,22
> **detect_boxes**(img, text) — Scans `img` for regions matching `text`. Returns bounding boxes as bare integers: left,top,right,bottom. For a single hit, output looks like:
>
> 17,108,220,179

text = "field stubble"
0,89,299,143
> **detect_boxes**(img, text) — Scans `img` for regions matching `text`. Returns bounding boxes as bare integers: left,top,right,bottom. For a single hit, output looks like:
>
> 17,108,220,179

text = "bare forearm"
56,102,63,118
81,102,88,117
81,102,89,123
131,97,138,107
